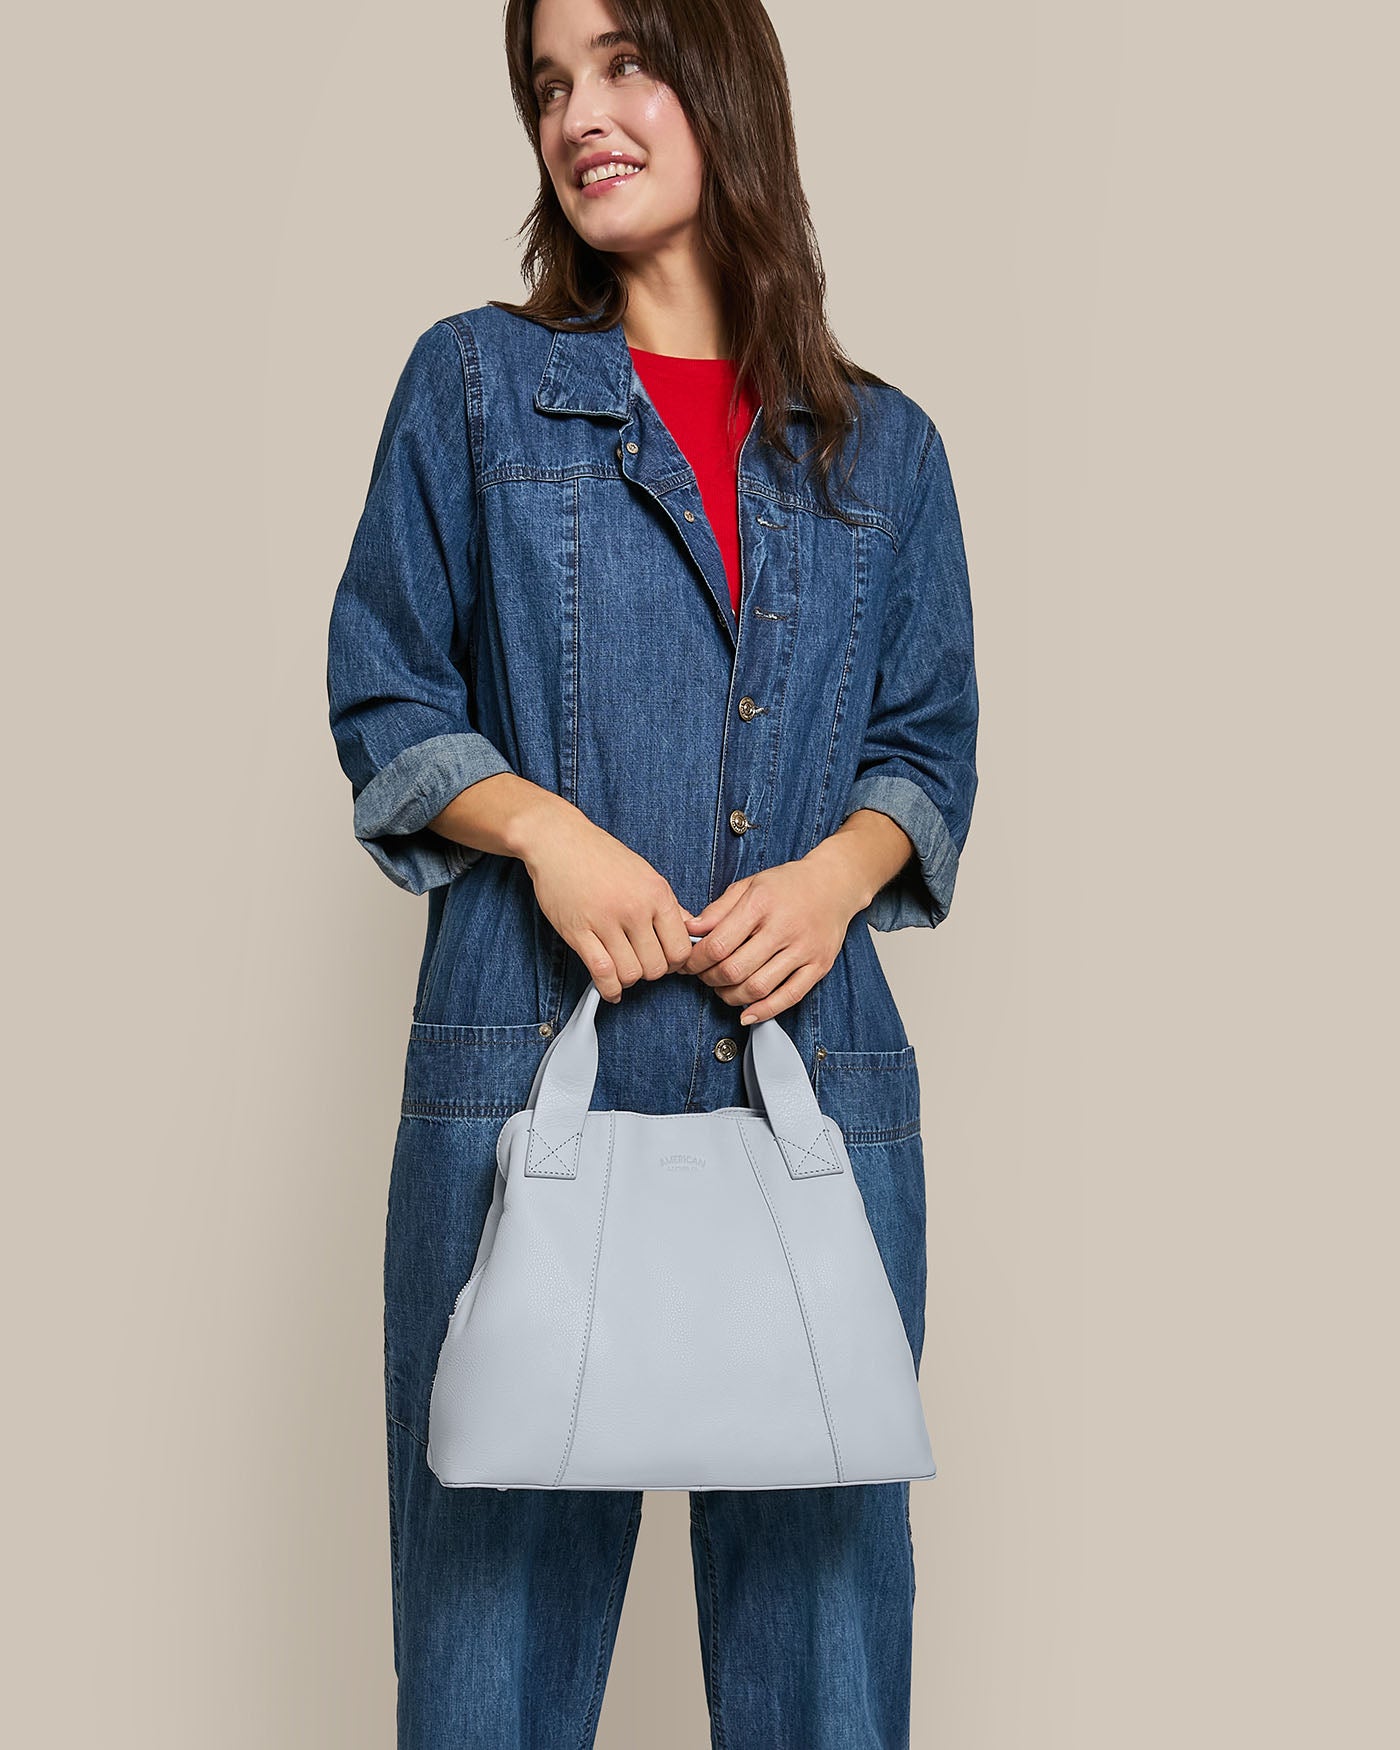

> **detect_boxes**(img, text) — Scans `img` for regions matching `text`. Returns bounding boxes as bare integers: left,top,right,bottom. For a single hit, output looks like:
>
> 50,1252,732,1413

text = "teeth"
580,162,644,187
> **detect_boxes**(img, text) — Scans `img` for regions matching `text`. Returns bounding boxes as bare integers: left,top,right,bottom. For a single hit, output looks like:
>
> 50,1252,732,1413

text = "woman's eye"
537,52,644,108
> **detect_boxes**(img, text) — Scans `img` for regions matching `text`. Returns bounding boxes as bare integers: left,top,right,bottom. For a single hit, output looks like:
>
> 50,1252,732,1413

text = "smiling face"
531,0,706,260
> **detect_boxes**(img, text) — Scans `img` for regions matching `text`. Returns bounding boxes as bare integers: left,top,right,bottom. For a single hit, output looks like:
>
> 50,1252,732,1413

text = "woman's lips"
579,165,645,199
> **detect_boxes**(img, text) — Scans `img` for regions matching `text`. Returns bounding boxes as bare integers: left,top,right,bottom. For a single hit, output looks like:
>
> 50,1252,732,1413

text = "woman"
326,0,978,1742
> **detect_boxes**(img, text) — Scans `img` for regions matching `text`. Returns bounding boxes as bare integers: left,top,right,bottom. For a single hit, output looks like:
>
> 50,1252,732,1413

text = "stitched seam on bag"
771,1121,842,1177
554,1111,617,1486
735,1122,844,1481
526,1124,583,1177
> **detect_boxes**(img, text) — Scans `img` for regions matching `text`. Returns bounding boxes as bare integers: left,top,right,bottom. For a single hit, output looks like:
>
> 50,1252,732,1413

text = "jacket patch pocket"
399,1020,553,1122
813,1044,921,1145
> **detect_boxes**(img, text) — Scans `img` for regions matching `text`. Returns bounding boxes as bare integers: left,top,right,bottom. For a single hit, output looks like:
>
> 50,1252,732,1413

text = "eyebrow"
530,30,636,84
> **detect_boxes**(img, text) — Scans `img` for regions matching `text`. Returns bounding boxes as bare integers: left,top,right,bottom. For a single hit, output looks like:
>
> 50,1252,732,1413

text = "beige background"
5,1,1395,1743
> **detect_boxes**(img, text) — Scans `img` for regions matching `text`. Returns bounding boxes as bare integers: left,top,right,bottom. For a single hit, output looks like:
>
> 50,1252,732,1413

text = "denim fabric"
327,303,978,1748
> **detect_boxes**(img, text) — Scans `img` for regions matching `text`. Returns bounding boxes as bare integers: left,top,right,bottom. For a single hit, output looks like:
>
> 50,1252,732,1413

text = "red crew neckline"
628,345,736,365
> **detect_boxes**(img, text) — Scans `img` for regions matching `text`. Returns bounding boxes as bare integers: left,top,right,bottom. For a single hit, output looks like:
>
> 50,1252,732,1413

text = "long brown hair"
493,0,888,513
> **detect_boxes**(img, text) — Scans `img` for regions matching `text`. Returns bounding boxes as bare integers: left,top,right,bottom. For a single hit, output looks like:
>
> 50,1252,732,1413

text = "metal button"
538,1021,554,1038
738,696,759,720
615,444,623,460
814,1044,827,1061
713,1036,739,1062
728,808,750,834
626,441,639,453
684,509,695,521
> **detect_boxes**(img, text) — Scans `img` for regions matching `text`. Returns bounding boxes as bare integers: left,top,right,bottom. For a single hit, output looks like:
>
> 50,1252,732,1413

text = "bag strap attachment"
522,940,841,1182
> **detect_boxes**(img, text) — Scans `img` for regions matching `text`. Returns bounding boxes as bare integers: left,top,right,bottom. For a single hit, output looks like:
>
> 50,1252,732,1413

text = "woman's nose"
561,95,614,141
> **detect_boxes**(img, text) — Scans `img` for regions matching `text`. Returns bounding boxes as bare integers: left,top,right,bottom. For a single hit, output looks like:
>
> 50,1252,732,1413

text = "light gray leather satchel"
426,949,937,1492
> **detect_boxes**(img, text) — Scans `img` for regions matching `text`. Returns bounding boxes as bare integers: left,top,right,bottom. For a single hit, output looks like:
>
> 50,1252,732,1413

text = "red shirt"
628,347,760,617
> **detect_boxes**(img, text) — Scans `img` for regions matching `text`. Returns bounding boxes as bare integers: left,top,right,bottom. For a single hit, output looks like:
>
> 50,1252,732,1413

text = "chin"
577,219,636,244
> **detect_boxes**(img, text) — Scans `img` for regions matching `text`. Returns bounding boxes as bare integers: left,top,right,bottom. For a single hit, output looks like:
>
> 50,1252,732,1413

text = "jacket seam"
894,416,938,554
439,314,487,504
806,513,865,891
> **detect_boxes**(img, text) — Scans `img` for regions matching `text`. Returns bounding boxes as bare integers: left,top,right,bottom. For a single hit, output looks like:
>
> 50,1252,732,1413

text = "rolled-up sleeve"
326,319,513,894
841,416,979,931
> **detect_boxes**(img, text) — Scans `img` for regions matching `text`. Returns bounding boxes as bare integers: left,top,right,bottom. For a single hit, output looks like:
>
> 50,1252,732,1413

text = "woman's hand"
520,802,695,1002
678,840,875,1023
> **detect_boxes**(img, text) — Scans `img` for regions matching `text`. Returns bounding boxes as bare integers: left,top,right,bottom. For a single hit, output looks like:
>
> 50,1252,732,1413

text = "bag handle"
521,938,841,1182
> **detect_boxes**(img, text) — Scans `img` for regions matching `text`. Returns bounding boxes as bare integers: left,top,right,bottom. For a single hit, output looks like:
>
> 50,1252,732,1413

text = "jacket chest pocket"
479,471,740,852
484,469,735,630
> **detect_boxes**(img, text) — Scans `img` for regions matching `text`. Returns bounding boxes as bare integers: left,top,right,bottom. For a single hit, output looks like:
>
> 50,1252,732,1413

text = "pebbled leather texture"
426,946,937,1492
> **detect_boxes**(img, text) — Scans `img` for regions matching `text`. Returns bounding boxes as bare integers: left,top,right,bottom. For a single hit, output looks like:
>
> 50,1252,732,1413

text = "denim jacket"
326,305,978,1140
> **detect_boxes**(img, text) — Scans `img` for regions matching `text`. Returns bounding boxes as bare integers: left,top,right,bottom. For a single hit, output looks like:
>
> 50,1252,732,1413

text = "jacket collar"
534,307,814,420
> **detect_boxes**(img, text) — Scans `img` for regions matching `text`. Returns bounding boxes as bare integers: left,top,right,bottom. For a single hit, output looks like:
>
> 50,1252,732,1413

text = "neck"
619,243,731,358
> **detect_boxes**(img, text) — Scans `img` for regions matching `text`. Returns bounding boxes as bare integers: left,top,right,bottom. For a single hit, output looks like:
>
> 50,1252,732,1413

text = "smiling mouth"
577,162,646,190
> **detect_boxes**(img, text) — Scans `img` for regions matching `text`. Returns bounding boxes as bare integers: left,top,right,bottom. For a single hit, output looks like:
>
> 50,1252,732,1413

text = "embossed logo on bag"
659,1152,706,1171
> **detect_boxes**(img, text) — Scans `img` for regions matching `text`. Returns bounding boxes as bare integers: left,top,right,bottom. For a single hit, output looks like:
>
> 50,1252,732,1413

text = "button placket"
620,402,737,646
713,490,792,893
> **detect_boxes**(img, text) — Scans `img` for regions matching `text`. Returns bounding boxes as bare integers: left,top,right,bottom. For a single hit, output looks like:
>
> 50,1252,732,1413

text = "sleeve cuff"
840,771,960,932
352,730,514,894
